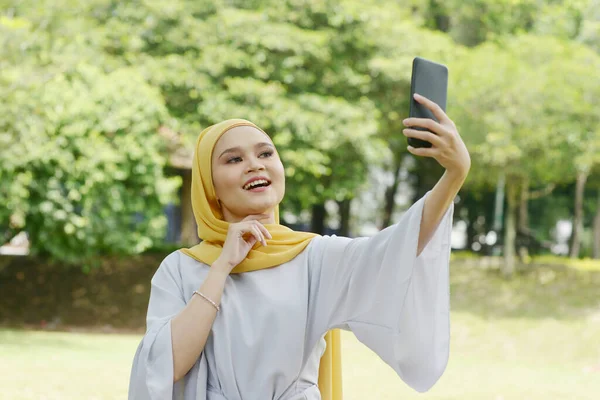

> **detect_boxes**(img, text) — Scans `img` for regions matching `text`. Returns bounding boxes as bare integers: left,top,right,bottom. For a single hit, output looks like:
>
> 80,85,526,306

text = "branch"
528,183,556,200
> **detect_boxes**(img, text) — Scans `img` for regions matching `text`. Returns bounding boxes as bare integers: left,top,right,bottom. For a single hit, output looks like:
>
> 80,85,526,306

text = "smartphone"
408,57,448,148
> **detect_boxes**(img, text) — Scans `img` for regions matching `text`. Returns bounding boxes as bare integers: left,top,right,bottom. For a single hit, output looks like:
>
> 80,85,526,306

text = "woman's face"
211,125,285,223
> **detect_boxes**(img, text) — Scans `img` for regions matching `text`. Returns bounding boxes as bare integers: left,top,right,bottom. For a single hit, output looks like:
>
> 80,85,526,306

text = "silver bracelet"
193,290,220,312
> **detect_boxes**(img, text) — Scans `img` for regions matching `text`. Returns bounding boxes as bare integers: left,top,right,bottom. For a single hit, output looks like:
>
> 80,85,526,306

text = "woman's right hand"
214,214,273,273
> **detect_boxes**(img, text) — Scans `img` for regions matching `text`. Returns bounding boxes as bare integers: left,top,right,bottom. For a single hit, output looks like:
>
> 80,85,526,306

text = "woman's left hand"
402,93,471,181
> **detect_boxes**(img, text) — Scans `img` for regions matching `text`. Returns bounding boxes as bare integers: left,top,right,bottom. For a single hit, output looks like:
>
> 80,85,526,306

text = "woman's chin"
238,200,277,215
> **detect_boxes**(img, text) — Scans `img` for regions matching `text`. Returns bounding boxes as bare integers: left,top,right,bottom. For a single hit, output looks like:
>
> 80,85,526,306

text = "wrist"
211,258,234,275
444,167,468,184
202,266,229,291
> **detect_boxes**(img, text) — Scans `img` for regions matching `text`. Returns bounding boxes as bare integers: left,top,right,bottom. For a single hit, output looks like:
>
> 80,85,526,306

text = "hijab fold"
180,119,342,400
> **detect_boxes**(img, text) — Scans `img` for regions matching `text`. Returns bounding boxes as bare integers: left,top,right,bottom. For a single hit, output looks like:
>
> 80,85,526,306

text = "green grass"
1,263,600,400
0,329,137,400
342,315,600,399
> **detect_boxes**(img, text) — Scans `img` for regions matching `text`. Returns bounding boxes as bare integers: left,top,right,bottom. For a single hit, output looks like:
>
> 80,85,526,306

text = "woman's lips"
246,185,270,193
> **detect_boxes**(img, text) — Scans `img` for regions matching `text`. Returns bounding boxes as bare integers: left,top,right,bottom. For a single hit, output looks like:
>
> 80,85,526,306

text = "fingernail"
414,93,421,98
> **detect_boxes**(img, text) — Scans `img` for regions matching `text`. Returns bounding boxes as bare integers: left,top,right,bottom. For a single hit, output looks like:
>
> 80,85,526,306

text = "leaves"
0,15,174,263
1,0,599,264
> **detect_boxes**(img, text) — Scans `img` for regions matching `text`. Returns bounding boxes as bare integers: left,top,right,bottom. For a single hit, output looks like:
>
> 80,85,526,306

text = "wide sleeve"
306,192,453,393
128,252,188,400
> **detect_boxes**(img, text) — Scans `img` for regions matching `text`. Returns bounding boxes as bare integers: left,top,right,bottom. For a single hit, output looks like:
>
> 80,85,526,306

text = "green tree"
364,6,463,227
451,35,600,274
0,13,178,263
95,0,387,232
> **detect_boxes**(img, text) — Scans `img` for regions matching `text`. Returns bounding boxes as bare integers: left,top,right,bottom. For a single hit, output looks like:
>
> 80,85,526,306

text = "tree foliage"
1,0,599,264
0,10,177,262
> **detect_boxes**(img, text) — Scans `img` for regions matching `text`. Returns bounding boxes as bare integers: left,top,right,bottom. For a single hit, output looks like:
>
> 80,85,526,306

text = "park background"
1,0,600,399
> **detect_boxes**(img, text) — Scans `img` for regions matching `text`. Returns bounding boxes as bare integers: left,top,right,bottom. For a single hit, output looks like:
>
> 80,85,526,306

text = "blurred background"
1,0,599,399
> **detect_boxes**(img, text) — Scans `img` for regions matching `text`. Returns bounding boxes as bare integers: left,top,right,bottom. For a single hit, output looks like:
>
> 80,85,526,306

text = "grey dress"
128,193,454,400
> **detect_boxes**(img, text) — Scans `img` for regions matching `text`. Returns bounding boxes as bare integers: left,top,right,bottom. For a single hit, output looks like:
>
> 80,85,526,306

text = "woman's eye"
227,156,242,163
226,151,272,163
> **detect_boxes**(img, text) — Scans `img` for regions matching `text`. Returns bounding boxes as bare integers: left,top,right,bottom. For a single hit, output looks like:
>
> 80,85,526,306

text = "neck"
222,208,277,224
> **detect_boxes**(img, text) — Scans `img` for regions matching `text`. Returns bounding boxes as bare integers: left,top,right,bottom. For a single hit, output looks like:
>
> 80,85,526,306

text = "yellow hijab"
180,119,342,399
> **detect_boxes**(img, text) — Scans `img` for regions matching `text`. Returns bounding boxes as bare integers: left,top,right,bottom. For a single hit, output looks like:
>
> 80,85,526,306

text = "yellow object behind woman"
180,119,342,400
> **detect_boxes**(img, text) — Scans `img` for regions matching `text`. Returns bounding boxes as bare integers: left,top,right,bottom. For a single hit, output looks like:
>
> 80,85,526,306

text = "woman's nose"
246,157,266,172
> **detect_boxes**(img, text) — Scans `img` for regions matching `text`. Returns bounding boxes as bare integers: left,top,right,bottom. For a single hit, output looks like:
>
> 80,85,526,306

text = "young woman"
128,93,470,400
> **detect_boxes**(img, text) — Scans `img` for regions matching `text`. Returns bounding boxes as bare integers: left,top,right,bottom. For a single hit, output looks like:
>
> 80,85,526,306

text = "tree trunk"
310,203,327,235
427,0,450,32
502,180,518,278
569,170,589,259
518,177,529,233
380,161,402,229
337,198,351,237
490,173,505,256
466,216,477,252
593,188,600,259
517,177,529,262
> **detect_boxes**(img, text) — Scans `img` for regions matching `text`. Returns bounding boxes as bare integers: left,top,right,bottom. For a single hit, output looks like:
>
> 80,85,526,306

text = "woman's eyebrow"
219,142,274,159
256,142,274,150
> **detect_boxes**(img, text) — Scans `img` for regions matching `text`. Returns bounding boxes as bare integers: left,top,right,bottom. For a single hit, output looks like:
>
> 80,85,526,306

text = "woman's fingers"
239,224,263,246
397,93,470,178
407,145,438,158
245,218,271,242
233,217,272,247
413,93,452,125
245,233,258,247
403,94,457,137
402,128,443,147
250,224,267,247
402,117,447,136
257,222,272,240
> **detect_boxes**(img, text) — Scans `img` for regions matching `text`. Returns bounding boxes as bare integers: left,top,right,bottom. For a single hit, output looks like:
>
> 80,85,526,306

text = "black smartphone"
408,57,448,148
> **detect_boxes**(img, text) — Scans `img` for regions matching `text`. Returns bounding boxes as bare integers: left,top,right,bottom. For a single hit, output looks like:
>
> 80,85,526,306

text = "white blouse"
128,193,454,400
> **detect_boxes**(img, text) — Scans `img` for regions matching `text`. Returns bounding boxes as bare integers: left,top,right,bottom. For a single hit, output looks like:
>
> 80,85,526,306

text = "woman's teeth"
244,179,269,190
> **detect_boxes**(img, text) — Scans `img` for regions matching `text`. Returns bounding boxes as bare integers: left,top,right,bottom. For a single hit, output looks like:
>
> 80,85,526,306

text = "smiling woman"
211,127,285,224
128,112,469,400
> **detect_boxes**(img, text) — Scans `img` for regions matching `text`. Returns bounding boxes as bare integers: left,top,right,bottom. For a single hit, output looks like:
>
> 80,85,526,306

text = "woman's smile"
211,125,285,223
